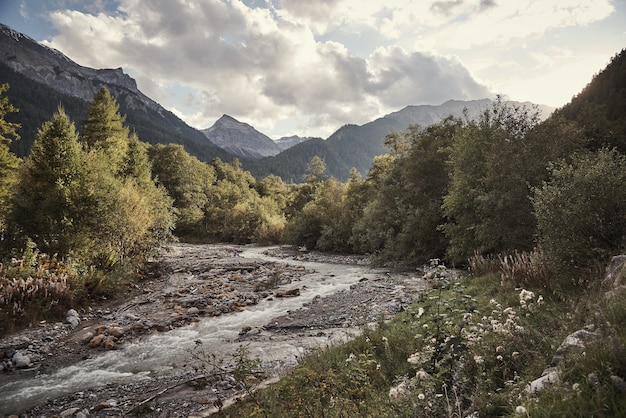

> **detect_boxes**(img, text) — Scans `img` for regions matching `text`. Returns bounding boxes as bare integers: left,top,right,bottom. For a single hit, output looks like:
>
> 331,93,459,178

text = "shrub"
532,148,626,281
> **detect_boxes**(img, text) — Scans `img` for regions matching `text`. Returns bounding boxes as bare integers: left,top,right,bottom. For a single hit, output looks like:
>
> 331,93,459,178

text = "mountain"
0,23,232,161
245,99,555,182
554,48,626,154
202,114,282,159
275,135,312,151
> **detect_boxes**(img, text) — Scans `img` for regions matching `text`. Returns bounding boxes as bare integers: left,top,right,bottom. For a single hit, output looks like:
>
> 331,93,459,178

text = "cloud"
39,0,615,137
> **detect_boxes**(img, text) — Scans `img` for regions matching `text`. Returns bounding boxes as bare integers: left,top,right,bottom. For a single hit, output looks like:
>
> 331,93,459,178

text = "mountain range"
0,23,554,182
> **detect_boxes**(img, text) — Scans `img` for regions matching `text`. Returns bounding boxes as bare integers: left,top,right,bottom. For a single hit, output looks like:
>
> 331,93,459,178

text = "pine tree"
0,84,22,231
82,87,129,169
12,106,88,254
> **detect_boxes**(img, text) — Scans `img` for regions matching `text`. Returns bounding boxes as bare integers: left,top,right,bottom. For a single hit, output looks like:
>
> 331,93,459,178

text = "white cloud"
39,0,618,137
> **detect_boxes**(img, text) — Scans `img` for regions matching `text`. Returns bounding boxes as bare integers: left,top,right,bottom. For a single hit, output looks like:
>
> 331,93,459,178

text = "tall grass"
0,252,78,336
469,249,550,289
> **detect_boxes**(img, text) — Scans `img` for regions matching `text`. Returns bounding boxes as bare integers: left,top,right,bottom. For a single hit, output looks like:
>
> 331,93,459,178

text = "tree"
0,83,21,232
11,106,88,255
532,148,626,277
0,83,21,145
441,99,542,264
149,144,215,237
82,87,129,169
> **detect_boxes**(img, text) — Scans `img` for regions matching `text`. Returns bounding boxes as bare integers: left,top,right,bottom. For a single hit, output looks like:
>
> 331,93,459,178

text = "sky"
1,0,625,139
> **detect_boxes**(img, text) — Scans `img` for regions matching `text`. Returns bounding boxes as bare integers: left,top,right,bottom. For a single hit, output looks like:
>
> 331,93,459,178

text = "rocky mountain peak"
202,115,282,159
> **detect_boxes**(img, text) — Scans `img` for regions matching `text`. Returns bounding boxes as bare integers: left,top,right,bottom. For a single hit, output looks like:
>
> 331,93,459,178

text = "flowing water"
0,246,382,414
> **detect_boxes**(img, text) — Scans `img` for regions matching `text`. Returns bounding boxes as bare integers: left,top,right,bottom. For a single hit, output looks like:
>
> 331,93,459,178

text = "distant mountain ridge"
0,23,232,162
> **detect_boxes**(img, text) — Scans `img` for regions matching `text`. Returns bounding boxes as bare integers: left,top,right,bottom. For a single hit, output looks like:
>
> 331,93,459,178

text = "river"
0,245,390,415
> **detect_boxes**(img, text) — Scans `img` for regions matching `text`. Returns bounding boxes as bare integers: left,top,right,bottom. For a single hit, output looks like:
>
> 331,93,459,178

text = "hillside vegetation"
0,49,625,417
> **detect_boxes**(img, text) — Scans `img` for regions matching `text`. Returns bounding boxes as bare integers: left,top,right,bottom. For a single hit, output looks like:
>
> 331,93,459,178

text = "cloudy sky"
2,0,625,139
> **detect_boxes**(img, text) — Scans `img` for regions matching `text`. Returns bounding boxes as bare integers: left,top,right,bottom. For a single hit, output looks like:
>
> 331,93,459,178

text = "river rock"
66,309,81,328
103,337,117,350
76,329,95,344
88,334,105,348
276,288,300,297
12,352,31,368
108,326,124,338
59,407,80,417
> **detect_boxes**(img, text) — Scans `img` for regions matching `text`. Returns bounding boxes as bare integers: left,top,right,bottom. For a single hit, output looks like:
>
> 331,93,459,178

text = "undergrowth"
219,256,626,417
0,240,143,337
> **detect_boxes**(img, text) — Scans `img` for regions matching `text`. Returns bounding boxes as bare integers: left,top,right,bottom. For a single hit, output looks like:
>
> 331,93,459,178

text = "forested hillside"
555,48,626,153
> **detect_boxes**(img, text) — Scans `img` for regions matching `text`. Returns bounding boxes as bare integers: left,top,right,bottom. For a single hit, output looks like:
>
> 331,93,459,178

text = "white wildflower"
515,405,527,414
417,307,425,318
407,353,420,365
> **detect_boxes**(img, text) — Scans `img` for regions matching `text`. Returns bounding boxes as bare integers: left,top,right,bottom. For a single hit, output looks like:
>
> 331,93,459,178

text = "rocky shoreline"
0,244,426,417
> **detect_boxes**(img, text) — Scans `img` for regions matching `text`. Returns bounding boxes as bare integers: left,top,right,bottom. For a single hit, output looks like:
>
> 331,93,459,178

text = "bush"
532,149,626,280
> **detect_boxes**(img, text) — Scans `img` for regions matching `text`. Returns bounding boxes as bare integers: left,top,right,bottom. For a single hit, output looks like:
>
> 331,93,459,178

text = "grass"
216,256,626,417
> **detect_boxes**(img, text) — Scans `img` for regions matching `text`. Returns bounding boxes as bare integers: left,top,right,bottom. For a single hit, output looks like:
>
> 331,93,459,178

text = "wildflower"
496,346,505,353
415,369,430,380
422,323,429,329
382,336,388,343
473,355,484,365
346,353,356,363
407,353,420,364
572,383,580,392
515,405,527,414
537,295,544,305
519,289,535,308
511,351,520,359
417,307,425,318
418,393,425,400
496,355,503,361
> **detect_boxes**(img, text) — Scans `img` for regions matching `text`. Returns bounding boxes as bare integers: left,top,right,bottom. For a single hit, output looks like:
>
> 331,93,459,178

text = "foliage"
468,249,550,290
187,340,267,415
148,144,215,237
82,87,130,169
353,119,458,264
532,148,626,279
10,106,89,255
0,83,22,232
0,245,83,336
441,98,542,264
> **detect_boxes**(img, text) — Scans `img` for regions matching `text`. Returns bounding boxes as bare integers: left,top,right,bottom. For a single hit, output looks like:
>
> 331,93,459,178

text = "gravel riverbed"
0,244,427,417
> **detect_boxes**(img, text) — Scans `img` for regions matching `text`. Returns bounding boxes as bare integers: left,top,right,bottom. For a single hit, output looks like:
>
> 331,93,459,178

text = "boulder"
550,328,598,366
602,255,626,289
526,368,559,393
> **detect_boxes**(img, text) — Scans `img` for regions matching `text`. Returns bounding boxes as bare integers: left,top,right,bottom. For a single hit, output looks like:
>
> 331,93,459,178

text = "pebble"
59,407,80,417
